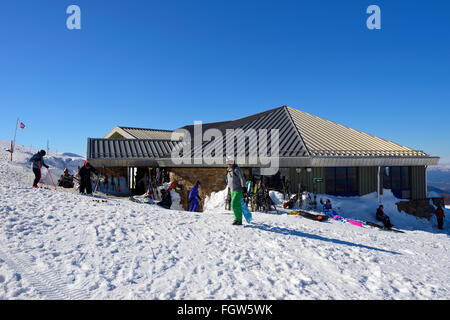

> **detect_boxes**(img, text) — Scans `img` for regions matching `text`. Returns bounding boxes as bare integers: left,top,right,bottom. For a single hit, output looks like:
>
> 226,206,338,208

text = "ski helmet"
40,150,46,156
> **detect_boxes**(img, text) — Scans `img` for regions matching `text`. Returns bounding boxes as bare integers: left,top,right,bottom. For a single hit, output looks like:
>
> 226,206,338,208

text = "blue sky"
1,0,449,162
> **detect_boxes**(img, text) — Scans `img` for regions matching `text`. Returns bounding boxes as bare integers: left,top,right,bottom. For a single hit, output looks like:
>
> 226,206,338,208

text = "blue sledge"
241,200,252,223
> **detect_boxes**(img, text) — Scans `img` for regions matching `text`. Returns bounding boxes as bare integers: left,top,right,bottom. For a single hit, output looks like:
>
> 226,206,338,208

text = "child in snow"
435,205,445,230
188,181,201,212
376,205,392,229
323,199,336,218
29,150,49,188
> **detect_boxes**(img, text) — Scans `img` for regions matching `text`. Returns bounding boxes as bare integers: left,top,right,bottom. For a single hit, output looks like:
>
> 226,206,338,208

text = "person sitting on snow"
60,168,74,188
157,189,172,209
376,205,392,229
323,199,336,217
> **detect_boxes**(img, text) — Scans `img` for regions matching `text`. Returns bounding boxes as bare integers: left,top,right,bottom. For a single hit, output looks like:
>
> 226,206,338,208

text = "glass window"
325,168,335,193
347,167,358,193
401,167,410,189
391,167,401,190
335,168,346,193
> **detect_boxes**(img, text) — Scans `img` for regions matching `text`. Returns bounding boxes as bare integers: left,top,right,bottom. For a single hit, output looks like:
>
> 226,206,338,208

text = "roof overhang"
87,155,440,168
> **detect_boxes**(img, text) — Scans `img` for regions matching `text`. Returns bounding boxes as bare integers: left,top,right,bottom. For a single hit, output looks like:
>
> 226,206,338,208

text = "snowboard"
130,196,154,205
241,200,252,223
365,221,405,233
290,210,329,222
332,215,363,227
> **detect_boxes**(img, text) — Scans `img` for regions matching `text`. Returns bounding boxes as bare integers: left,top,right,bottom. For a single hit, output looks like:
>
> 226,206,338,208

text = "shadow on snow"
245,223,401,255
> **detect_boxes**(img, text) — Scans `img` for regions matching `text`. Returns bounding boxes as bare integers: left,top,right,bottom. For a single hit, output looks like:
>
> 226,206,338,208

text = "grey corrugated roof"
104,126,175,140
184,106,309,158
88,105,438,167
119,127,174,140
286,107,428,157
87,138,180,159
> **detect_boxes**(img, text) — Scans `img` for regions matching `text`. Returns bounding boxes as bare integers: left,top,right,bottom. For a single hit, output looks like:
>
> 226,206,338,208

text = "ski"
365,221,405,233
289,210,329,222
241,199,252,223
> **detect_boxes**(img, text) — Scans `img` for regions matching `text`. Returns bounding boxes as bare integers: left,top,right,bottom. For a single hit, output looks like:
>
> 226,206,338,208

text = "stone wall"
168,167,251,211
396,197,445,219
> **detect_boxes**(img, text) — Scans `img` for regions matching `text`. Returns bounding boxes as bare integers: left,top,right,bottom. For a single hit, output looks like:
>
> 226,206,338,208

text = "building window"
325,167,359,196
383,166,411,199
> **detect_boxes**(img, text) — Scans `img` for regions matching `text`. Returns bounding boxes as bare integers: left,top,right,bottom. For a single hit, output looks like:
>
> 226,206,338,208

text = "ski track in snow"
0,141,449,299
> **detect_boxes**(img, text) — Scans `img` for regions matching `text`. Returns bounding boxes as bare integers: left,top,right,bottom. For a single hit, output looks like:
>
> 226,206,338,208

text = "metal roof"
104,126,175,140
286,107,428,157
87,138,180,159
88,106,439,167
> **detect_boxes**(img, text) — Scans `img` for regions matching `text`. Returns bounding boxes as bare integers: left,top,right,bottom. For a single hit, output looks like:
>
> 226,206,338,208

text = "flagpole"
12,118,19,161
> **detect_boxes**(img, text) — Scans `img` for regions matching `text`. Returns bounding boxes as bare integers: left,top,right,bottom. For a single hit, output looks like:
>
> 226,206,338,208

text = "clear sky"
1,0,449,162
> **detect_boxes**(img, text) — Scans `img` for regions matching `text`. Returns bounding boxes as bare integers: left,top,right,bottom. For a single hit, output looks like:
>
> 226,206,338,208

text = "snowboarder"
78,161,98,194
225,156,246,225
376,205,392,229
29,150,49,188
157,188,172,209
188,180,201,212
435,205,445,230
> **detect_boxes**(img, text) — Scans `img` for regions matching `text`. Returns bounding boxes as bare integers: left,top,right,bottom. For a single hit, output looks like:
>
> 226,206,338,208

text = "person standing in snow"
376,205,392,229
188,181,201,212
435,205,445,230
78,161,98,194
225,156,246,225
29,150,49,188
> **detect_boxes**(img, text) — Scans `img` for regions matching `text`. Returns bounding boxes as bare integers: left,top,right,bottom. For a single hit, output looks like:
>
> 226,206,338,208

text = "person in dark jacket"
188,181,201,212
58,168,74,188
78,161,98,194
435,205,445,230
157,189,172,209
376,205,392,229
29,150,49,188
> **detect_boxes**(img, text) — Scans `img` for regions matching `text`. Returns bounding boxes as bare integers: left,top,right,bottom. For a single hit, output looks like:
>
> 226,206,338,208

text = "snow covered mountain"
0,140,449,299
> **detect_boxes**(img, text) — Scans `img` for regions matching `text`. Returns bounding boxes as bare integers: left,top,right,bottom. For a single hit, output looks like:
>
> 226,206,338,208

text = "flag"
19,121,26,129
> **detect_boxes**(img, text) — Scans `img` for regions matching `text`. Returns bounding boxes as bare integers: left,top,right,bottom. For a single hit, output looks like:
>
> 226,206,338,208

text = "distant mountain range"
428,165,450,194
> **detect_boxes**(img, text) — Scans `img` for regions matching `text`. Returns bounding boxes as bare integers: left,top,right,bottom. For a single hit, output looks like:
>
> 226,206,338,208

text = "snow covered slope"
0,140,449,299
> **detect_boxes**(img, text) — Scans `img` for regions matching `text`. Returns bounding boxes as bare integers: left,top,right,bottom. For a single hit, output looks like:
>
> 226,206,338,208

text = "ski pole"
93,173,101,193
46,167,56,189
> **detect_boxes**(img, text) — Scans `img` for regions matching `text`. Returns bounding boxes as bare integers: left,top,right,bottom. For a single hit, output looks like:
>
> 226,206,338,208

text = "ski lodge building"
86,106,439,213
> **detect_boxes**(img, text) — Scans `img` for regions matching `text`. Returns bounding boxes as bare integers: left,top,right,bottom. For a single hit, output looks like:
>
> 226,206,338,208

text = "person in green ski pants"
225,156,246,225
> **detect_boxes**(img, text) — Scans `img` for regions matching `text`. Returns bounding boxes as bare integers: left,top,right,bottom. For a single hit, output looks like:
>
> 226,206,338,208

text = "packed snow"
0,140,449,300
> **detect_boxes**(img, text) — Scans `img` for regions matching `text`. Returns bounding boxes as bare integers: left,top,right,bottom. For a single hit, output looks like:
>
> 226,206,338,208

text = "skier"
188,180,201,212
78,161,98,194
225,155,246,225
29,150,49,188
376,205,392,229
435,204,445,230
157,189,172,209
